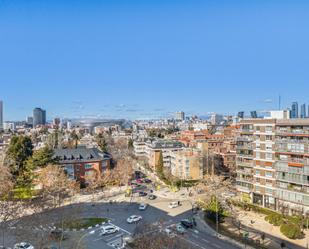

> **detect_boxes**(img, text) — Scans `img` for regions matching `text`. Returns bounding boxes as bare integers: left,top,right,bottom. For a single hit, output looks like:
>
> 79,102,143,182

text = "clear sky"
0,0,308,120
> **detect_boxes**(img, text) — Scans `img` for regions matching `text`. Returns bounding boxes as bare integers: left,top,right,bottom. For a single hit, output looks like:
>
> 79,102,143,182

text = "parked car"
176,223,186,234
127,215,142,224
180,219,194,229
168,202,180,209
148,194,156,200
164,228,176,238
144,179,152,184
139,203,147,211
100,225,119,236
136,179,143,184
138,191,147,197
50,229,68,240
13,243,34,249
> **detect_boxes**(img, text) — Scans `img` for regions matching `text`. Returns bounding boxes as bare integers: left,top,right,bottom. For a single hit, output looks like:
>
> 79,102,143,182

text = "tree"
6,135,33,187
26,146,57,170
128,138,134,149
156,151,164,178
70,130,79,149
37,164,77,208
205,195,225,223
96,133,108,153
280,222,303,240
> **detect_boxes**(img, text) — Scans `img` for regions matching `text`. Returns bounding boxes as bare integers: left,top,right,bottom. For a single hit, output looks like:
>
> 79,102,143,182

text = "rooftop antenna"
278,95,281,110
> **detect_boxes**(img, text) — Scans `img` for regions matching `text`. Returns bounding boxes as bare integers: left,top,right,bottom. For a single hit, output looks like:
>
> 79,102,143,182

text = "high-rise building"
300,104,307,118
0,101,3,130
175,111,185,121
26,116,33,126
33,107,46,127
238,111,245,119
236,118,309,215
291,102,299,119
210,113,224,125
250,111,258,119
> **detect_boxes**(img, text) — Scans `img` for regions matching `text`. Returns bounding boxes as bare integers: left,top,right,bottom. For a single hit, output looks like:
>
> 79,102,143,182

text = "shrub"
280,222,303,240
265,214,284,226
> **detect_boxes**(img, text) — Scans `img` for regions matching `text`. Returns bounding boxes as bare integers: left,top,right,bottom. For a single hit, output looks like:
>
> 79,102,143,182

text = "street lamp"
75,230,95,249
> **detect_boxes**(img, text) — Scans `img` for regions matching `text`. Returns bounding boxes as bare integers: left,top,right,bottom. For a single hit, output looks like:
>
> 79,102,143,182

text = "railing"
236,161,253,167
276,175,309,186
276,163,309,175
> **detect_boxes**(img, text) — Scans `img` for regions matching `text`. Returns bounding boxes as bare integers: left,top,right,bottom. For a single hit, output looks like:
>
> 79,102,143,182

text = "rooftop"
54,146,111,163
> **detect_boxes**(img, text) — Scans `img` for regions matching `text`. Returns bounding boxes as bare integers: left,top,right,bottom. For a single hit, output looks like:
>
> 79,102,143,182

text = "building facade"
54,147,111,181
236,118,309,215
33,107,46,127
170,149,205,180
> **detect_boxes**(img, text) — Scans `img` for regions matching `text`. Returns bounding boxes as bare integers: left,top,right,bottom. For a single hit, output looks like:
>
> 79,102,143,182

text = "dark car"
148,194,156,200
144,179,152,184
50,229,68,240
180,219,194,229
138,191,148,197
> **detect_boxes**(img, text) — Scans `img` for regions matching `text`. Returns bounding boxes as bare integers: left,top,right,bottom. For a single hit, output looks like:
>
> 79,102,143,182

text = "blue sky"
0,0,308,120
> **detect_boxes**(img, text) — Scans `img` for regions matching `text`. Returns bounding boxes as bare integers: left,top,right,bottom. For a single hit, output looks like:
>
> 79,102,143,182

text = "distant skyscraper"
175,111,185,121
291,102,299,119
300,104,307,118
26,116,33,126
33,107,46,127
237,111,244,119
0,101,3,130
250,111,258,119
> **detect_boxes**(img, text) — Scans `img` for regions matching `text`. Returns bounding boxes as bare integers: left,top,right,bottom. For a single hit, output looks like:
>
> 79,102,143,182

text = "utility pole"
212,154,215,179
215,187,219,236
307,217,308,249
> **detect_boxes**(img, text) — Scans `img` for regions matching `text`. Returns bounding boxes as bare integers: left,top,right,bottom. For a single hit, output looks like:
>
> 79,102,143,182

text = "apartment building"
252,119,277,210
236,120,255,202
147,139,184,170
170,148,205,180
236,118,309,215
275,119,309,215
54,146,111,181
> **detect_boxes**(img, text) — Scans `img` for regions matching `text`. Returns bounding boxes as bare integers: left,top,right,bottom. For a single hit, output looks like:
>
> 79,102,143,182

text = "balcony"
236,176,253,183
276,161,309,175
236,161,253,167
276,174,309,186
236,168,252,175
237,137,253,142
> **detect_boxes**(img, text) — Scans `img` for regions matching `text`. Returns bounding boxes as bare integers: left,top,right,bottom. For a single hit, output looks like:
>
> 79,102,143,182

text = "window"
265,171,273,178
266,126,273,132
255,170,260,176
266,135,272,141
266,153,273,160
84,164,93,169
256,151,260,159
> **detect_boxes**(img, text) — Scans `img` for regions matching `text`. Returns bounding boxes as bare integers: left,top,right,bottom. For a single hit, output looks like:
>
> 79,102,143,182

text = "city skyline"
1,0,309,120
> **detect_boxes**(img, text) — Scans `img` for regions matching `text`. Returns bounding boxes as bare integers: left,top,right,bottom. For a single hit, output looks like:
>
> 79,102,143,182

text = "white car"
13,243,34,249
176,223,186,234
127,215,142,224
139,203,147,211
100,225,119,236
164,228,176,238
168,202,180,209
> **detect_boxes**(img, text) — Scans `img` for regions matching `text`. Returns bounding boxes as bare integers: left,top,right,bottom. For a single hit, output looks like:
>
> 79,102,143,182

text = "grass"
59,217,108,230
13,187,34,199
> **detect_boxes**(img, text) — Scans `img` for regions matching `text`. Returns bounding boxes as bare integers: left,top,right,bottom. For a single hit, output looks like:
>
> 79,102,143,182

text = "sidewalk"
195,211,255,249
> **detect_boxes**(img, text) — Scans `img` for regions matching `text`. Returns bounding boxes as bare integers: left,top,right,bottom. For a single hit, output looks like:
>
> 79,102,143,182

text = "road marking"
201,238,210,243
211,243,222,249
177,235,207,249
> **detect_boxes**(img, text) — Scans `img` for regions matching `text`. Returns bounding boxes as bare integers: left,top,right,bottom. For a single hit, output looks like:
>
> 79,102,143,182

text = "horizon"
1,0,309,120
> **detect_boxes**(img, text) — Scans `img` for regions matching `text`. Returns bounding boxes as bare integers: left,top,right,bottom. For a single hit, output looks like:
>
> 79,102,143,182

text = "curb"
196,212,255,249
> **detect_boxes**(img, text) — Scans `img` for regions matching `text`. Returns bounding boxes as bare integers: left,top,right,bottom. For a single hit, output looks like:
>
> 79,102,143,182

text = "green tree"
70,130,79,149
128,138,134,149
26,146,57,169
280,222,302,240
6,136,33,178
156,151,164,178
205,195,225,223
96,133,108,153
